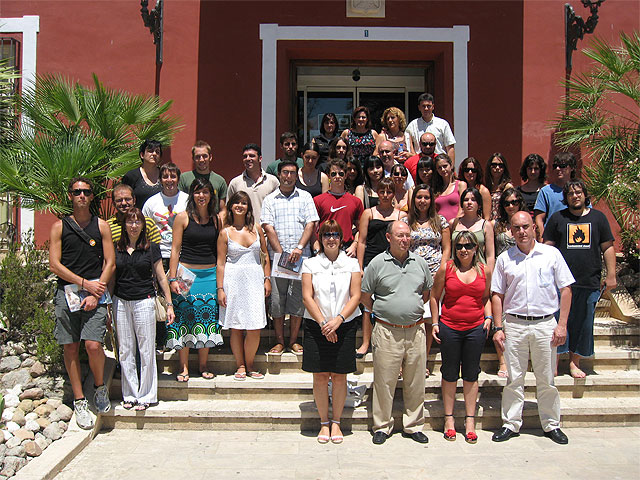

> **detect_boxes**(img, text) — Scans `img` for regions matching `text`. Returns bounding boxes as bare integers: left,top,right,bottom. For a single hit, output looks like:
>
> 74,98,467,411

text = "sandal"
317,421,330,444
200,370,215,379
121,401,136,410
247,371,264,380
134,403,149,411
176,373,189,383
234,371,247,381
443,414,456,441
497,364,508,378
289,343,303,355
465,415,477,444
267,343,285,356
330,420,344,444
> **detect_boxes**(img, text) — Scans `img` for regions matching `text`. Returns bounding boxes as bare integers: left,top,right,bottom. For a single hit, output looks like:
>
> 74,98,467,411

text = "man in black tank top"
49,177,115,430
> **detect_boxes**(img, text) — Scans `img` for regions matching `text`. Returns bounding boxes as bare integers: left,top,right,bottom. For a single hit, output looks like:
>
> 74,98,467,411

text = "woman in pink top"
433,154,466,222
430,231,492,444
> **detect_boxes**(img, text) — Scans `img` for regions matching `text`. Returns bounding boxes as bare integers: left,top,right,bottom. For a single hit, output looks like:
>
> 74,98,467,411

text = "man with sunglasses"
534,152,577,241
543,180,616,379
313,159,364,257
49,177,116,430
405,93,456,163
404,132,437,180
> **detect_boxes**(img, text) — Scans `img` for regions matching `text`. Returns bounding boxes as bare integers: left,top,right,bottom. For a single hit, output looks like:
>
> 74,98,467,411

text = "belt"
507,313,554,321
375,318,427,329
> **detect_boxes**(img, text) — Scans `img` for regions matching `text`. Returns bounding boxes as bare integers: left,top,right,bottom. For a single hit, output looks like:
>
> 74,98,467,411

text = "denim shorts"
557,287,599,357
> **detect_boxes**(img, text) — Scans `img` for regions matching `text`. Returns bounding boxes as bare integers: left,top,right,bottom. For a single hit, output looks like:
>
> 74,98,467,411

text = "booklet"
277,250,304,273
174,263,197,295
272,252,307,281
64,280,113,312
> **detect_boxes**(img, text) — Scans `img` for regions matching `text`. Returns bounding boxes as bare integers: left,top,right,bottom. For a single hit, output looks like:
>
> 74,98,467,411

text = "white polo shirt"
491,241,574,317
301,252,362,322
405,115,456,154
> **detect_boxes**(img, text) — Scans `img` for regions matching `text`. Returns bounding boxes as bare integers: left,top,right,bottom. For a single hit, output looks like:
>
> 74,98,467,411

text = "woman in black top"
122,139,163,209
112,208,174,411
296,142,329,198
313,113,339,168
168,178,223,382
516,153,547,216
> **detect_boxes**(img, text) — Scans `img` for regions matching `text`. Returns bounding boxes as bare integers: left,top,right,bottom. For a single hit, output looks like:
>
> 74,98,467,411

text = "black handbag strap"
63,216,97,247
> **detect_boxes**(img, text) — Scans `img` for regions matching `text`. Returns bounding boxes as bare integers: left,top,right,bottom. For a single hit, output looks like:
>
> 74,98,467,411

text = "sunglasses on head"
553,163,568,169
322,232,341,239
71,189,92,196
455,243,475,251
329,171,346,177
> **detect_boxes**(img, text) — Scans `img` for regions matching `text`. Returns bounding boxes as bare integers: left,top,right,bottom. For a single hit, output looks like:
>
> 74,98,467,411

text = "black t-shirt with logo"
543,208,613,289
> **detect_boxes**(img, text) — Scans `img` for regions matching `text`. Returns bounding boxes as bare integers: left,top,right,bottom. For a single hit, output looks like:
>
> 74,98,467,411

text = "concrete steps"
102,313,640,432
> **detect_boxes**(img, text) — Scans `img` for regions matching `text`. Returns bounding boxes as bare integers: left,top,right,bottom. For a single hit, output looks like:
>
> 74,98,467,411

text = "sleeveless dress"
219,231,267,330
435,180,460,222
347,130,376,164
495,228,516,257
295,169,323,198
452,220,487,265
363,218,393,267
409,215,449,276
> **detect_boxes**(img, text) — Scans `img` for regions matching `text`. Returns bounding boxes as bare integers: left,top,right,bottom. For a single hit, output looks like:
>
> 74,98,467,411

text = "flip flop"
134,403,149,411
247,371,264,379
176,373,189,383
234,371,247,381
289,343,303,355
200,371,215,379
267,343,285,356
497,370,508,378
121,401,136,410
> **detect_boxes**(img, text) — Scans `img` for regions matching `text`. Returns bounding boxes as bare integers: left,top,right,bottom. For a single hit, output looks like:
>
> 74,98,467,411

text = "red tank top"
440,260,486,331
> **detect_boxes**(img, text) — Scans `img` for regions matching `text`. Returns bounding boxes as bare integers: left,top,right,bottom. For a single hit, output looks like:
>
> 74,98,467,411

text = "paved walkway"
56,427,639,479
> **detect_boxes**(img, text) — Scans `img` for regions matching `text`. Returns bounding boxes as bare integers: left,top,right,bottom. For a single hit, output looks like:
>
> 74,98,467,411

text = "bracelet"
337,313,345,322
264,276,271,280
432,323,439,326
321,319,328,326
217,287,224,291
166,304,174,308
168,278,177,283
484,315,494,321
81,278,84,289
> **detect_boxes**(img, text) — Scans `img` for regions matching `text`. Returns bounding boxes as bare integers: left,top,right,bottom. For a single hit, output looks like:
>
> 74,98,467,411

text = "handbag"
154,295,168,323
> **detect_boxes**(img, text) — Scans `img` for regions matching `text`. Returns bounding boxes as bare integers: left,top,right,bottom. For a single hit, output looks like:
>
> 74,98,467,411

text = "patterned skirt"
166,266,223,350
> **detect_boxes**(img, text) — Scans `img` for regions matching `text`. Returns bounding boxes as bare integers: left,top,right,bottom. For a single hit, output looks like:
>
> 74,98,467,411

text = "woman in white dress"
217,192,271,380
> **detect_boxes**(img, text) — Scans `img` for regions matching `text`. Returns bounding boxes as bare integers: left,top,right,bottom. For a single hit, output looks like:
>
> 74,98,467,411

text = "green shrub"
0,231,62,367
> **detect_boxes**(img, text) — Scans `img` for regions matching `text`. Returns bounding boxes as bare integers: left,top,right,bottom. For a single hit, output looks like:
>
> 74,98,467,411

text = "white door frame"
259,24,470,165
1,16,40,238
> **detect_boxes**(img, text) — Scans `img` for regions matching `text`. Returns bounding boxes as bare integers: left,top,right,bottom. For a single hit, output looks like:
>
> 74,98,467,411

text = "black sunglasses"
421,141,436,147
455,243,475,251
330,171,346,177
463,168,478,173
553,163,569,169
503,199,520,207
322,232,341,239
71,189,92,196
490,163,504,168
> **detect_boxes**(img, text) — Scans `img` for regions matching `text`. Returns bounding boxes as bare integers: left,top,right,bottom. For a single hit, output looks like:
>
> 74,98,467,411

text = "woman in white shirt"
301,220,362,445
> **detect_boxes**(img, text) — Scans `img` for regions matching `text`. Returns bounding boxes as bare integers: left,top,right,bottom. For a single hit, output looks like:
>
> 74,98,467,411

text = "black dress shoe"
402,431,429,444
544,428,568,444
372,431,389,445
492,427,519,442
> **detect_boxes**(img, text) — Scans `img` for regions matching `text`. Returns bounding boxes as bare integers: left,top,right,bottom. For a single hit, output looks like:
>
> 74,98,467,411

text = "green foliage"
0,73,182,217
0,231,61,366
555,32,640,258
0,392,4,419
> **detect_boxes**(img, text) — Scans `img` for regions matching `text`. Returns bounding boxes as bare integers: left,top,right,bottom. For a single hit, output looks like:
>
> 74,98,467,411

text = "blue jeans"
557,287,599,357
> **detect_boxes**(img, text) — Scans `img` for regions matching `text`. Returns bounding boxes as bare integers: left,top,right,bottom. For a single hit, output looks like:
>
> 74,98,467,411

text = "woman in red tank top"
429,231,492,444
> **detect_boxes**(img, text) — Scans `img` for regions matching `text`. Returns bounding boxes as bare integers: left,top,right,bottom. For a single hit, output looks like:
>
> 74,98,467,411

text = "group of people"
49,93,616,448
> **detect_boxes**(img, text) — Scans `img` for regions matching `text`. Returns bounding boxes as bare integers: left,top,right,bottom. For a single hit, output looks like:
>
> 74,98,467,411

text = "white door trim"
1,16,40,238
259,24,470,165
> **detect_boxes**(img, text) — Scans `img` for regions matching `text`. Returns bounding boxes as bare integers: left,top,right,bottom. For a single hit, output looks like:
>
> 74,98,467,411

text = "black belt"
507,313,554,321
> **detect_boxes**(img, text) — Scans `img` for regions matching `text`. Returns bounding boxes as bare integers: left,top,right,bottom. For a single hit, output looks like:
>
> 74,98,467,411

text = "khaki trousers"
372,321,426,435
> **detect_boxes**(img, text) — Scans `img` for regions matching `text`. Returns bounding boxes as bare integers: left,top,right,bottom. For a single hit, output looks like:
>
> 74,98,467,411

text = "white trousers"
502,315,561,433
114,296,158,404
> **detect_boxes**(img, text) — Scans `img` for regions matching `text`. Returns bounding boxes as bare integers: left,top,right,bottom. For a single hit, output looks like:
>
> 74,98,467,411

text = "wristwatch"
494,326,503,331
296,244,304,250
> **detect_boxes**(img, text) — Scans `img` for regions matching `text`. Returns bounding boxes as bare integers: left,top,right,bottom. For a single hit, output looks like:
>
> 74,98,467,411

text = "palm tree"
0,73,181,217
555,31,640,258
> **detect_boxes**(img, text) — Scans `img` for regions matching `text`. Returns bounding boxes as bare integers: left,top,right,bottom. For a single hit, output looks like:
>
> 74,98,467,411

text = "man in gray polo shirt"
361,220,433,445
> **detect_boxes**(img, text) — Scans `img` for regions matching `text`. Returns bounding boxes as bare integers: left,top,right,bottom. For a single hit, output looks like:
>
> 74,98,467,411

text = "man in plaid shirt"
261,160,319,356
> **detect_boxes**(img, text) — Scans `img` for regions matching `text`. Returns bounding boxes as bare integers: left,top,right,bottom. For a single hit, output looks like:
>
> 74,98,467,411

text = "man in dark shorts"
49,177,115,429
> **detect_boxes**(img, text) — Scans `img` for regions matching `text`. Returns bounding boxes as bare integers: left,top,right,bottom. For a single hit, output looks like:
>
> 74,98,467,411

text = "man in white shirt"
405,93,456,163
227,143,279,221
491,211,574,445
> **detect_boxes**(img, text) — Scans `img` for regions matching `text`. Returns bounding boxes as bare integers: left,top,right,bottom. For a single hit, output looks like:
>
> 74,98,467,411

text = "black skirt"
302,318,357,374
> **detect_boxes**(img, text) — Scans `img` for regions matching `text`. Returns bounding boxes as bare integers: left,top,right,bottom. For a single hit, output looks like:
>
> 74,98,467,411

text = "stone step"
110,369,640,402
156,346,640,375
99,394,640,431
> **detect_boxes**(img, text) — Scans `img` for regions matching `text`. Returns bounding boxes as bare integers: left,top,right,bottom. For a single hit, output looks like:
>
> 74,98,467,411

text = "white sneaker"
94,385,111,413
74,399,94,430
